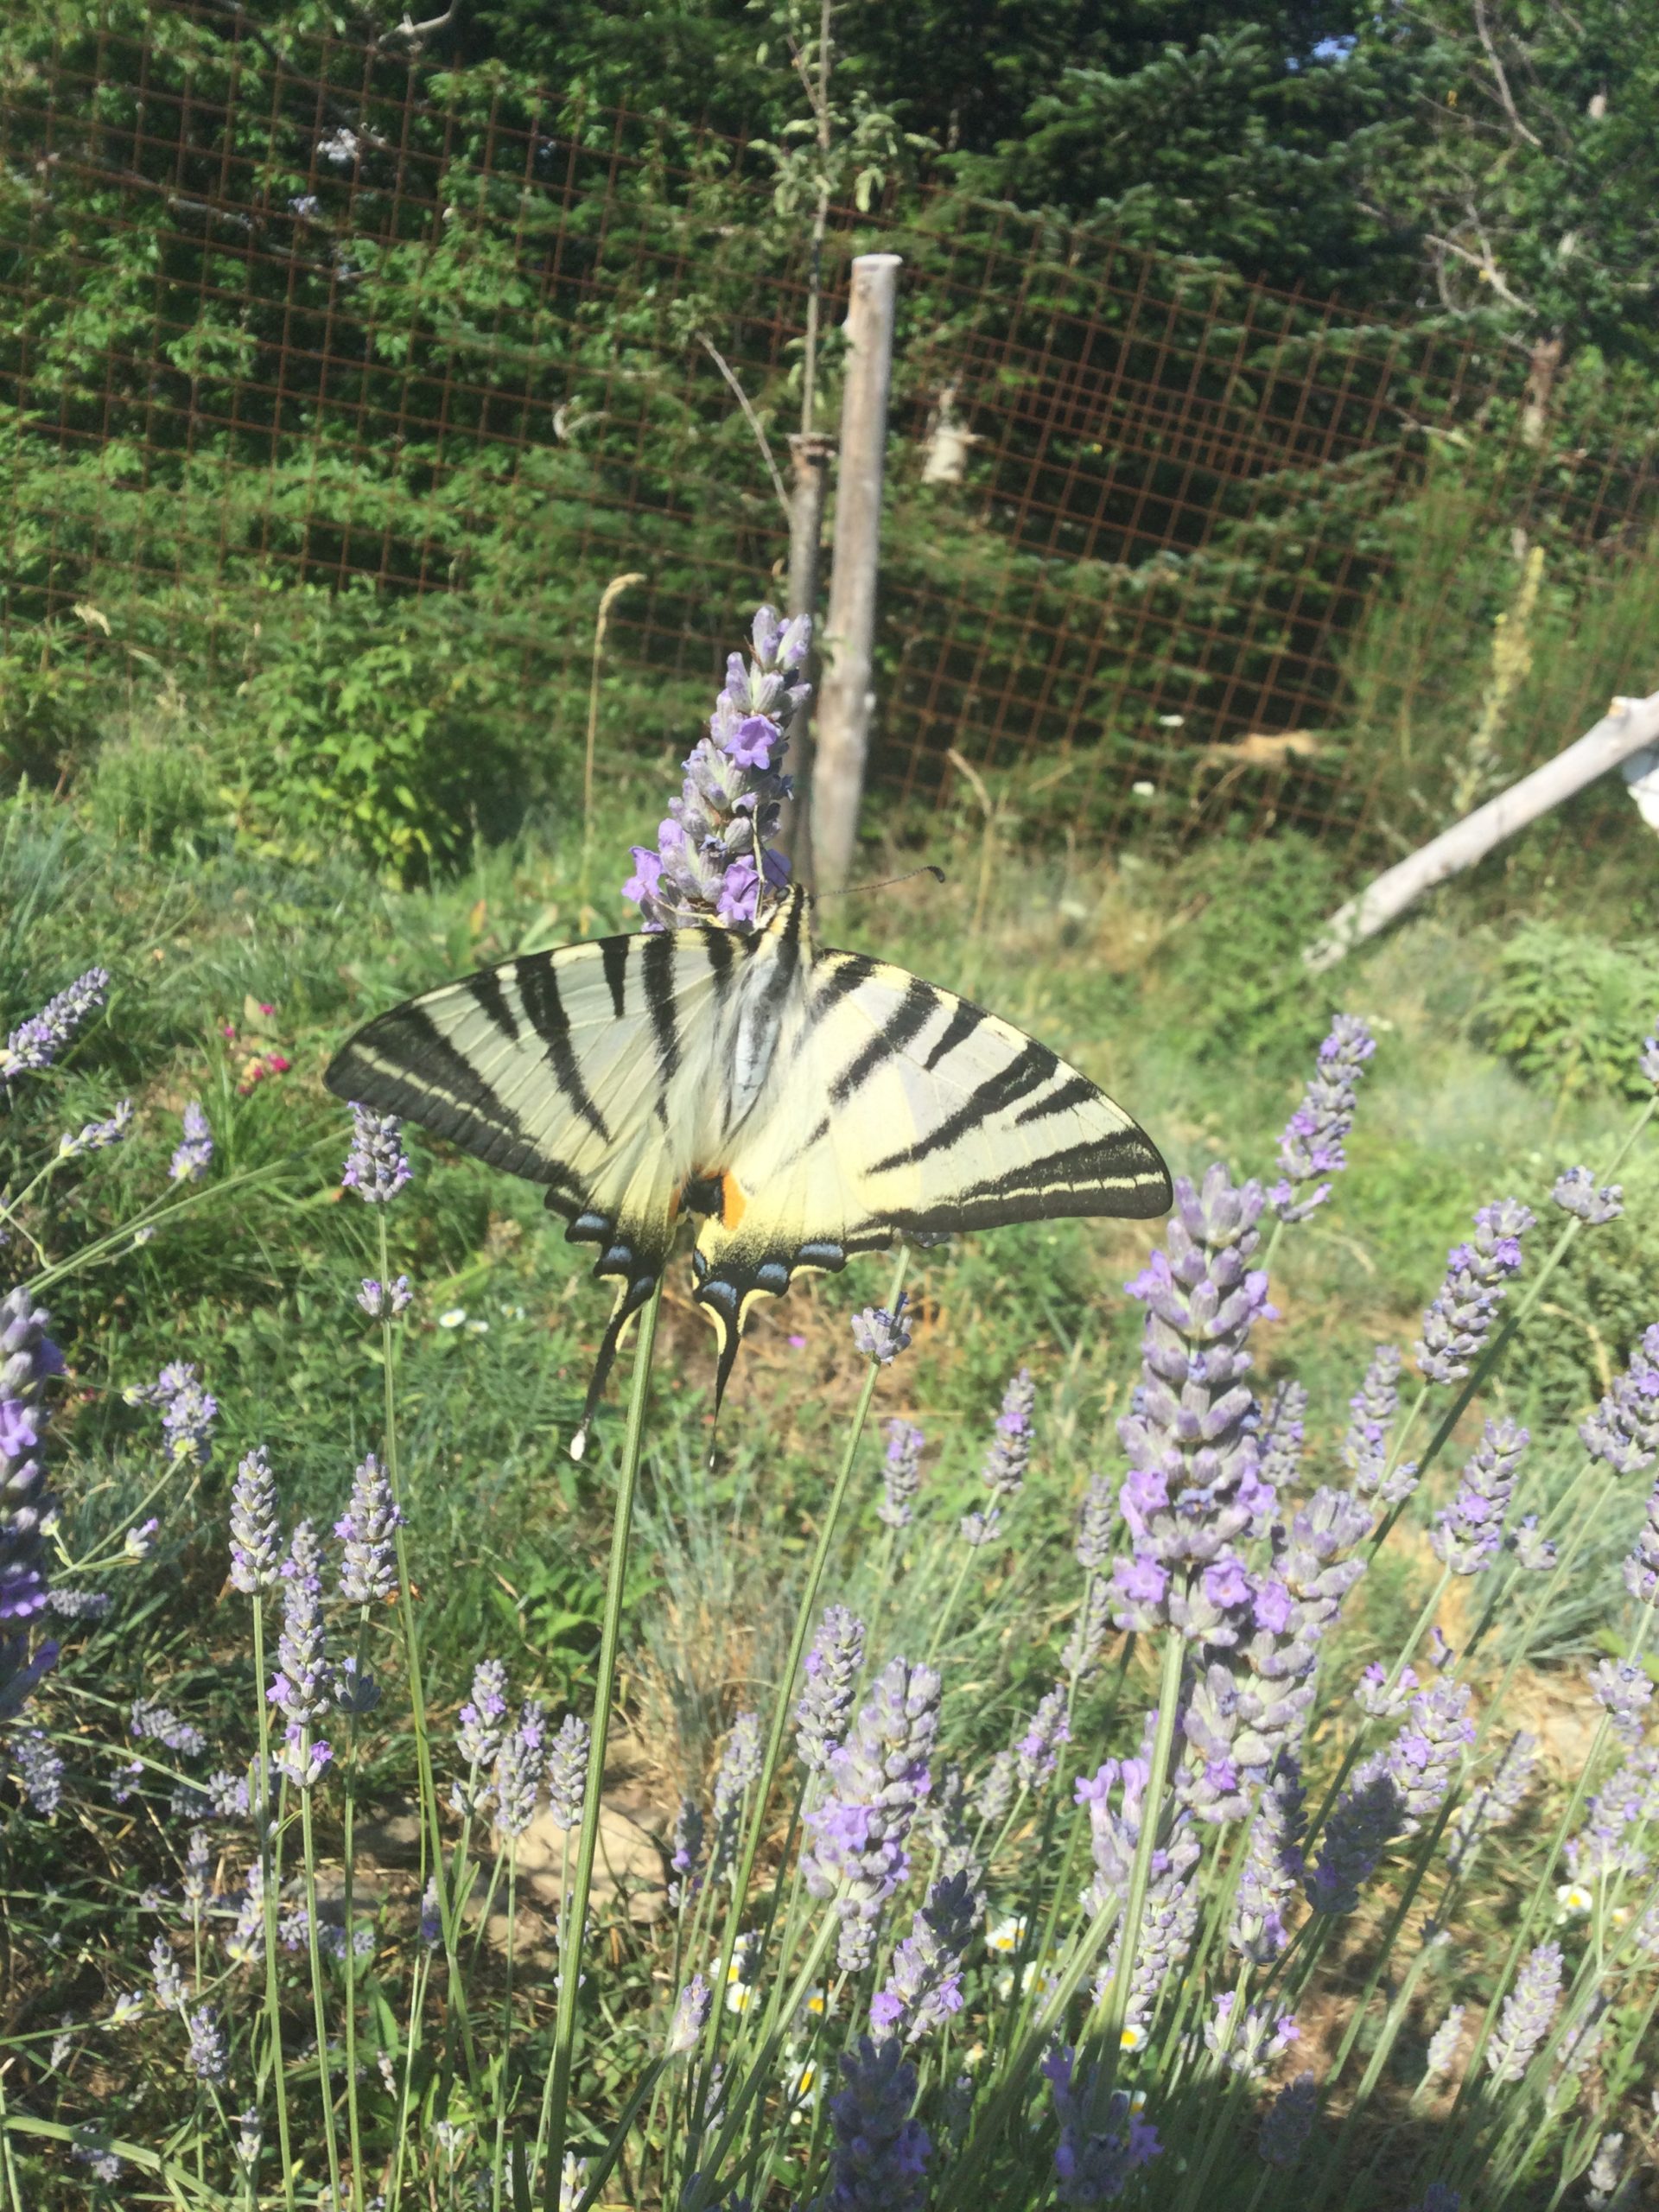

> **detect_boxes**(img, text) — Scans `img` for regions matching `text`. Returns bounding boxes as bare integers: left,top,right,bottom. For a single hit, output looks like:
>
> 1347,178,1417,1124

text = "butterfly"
324,884,1171,1457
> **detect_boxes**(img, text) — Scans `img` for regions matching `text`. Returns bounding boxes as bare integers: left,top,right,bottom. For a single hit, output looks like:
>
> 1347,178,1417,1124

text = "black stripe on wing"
828,976,939,1104
866,1038,1061,1174
326,1010,553,1182
515,952,611,1141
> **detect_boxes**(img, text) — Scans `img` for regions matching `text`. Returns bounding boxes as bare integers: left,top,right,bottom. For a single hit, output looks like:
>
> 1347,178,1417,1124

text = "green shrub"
1478,918,1657,1100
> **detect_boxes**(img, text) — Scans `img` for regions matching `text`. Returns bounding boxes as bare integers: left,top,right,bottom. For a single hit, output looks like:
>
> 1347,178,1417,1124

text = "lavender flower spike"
1229,1754,1306,1963
1625,1471,1659,1604
1586,1658,1652,1745
1552,1166,1622,1224
852,1292,912,1365
822,2036,929,2212
1257,2073,1317,2167
871,1869,976,2042
1271,1014,1376,1223
878,1420,925,1530
667,1973,710,2056
797,1605,866,1776
491,1700,546,1840
1343,1345,1418,1503
623,605,810,931
336,1452,404,1605
227,1446,282,1595
1485,1942,1562,2082
1431,1418,1528,1573
2,1288,64,1693
708,1712,762,1883
359,1274,412,1319
340,1103,410,1203
1581,1323,1659,1477
0,967,110,1090
267,1523,331,1725
1041,2044,1161,2204
168,1102,213,1184
804,1656,941,1971
545,1711,589,1829
59,1100,134,1157
960,1368,1036,1547
124,1360,218,1469
1013,1685,1071,1792
1415,1199,1535,1385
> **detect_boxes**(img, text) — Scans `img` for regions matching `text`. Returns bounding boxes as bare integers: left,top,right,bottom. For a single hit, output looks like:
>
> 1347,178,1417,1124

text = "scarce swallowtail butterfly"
325,883,1171,1457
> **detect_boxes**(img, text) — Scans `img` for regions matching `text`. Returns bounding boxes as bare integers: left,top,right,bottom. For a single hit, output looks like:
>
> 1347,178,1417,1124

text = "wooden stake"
1304,689,1659,971
810,252,901,893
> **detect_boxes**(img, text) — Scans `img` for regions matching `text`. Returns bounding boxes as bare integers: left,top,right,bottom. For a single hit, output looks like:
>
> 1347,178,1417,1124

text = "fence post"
810,251,901,893
779,429,834,874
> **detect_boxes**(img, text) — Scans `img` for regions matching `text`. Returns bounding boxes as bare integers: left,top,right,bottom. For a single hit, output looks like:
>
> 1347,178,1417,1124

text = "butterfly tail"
569,1270,658,1463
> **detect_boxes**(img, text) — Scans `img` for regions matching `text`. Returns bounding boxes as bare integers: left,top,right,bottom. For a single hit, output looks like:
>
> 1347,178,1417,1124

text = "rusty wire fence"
3,0,1659,865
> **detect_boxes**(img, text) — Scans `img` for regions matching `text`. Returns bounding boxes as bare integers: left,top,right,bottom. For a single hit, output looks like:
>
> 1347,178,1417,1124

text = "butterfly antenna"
820,863,946,900
569,1273,658,1463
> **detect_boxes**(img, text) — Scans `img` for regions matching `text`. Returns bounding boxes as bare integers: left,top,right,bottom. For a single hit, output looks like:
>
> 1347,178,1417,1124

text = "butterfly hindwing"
690,944,1172,1353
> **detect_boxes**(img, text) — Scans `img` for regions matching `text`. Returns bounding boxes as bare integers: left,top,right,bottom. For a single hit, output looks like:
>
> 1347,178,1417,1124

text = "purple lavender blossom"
1014,1685,1071,1792
1485,1942,1562,2082
456,1659,510,1770
1061,1578,1114,1685
1110,1166,1277,1637
667,1973,710,2056
1257,2073,1317,2166
1270,1014,1376,1222
124,1362,218,1469
1414,1200,1535,1385
960,1368,1035,1548
10,1729,64,1814
1356,1662,1419,1722
1445,1732,1537,1878
797,1605,866,1776
226,1860,264,1966
2,1289,63,1701
1430,1418,1528,1573
0,968,110,1090
804,1657,940,1971
1228,1754,1305,1964
335,1452,403,1605
60,1100,134,1157
149,1932,187,2010
1305,1769,1403,1915
1257,1379,1307,1490
669,1794,703,1903
1562,1745,1659,1888
1204,1991,1298,2079
1308,1680,1473,1912
267,1523,331,1725
1580,1324,1659,1476
186,2003,227,2083
228,1447,282,1595
1510,1514,1557,1572
1625,1473,1659,1603
623,607,809,932
334,1654,379,1717
545,1712,589,1829
1586,2133,1626,2209
878,1421,925,1530
709,1712,762,1883
1040,2044,1161,2203
1078,1738,1201,2043
357,1275,412,1319
1552,1167,1623,1224
70,2128,122,2185
1587,1658,1653,1745
870,1869,976,2043
1421,2005,1464,2082
822,2036,929,2212
168,1102,213,1184
851,1294,912,1365
491,1700,546,1840
130,1697,208,1757
1343,1344,1417,1503
1073,1473,1116,1572
972,1751,1016,1827
272,1721,332,1789
340,1104,411,1204
45,1588,111,1624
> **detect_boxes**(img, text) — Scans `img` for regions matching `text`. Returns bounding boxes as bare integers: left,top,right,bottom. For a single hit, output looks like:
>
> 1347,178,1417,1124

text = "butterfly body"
326,885,1171,1452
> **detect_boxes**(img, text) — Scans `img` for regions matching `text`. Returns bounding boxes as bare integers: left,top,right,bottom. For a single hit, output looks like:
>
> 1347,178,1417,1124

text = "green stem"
250,1601,296,2212
299,1770,344,2211
543,1277,664,2203
340,1611,372,2212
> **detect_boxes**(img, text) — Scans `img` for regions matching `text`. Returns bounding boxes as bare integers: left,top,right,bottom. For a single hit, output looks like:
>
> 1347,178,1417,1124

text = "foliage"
1479,920,1659,1103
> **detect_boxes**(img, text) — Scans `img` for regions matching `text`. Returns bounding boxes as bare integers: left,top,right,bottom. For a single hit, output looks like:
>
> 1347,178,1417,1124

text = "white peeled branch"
1304,689,1659,973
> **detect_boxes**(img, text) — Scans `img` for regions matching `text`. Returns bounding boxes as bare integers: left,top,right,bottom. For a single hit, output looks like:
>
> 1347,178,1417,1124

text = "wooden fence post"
810,251,901,893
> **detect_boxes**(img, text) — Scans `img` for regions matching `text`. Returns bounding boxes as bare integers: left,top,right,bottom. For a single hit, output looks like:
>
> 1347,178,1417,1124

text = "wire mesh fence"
3,0,1658,867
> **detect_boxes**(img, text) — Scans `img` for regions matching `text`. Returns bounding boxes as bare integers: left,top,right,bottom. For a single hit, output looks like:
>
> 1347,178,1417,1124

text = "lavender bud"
1430,1418,1528,1574
1551,1166,1622,1224
972,1751,1016,1827
490,1700,546,1840
1581,1323,1659,1476
1586,1658,1652,1745
271,1720,332,1789
1343,1344,1416,1502
1060,1576,1113,1685
1040,2044,1161,2202
851,1292,912,1365
870,1869,976,2043
666,1973,710,2056
0,968,110,1090
1257,2072,1317,2166
1625,1472,1659,1604
1270,1014,1376,1222
168,1101,213,1184
1485,1941,1562,2082
669,1794,703,1899
340,1103,411,1203
797,1605,866,1775
1013,1685,1071,1793
804,1657,940,1971
1415,1199,1534,1386
335,1452,404,1605
545,1712,589,1829
1586,2133,1626,2209
267,1523,331,1724
980,1368,1034,1503
130,1697,208,1756
149,1932,187,2010
226,1860,265,1967
709,1712,762,1882
1257,1380,1307,1491
186,2003,227,2083
228,1447,282,1595
124,1360,218,1470
1229,1755,1305,1964
1445,1732,1537,1878
1205,1991,1299,2079
1073,1474,1116,1573
878,1421,925,1530
1510,1514,1556,1572
1408,2185,1461,2212
455,1658,510,1770
823,2036,930,2212
59,1099,134,1158
10,1729,64,1815
1422,2004,1465,2082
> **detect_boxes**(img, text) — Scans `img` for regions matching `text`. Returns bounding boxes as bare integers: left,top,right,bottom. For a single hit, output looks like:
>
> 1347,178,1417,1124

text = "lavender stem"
543,1275,664,2204
247,1592,296,2210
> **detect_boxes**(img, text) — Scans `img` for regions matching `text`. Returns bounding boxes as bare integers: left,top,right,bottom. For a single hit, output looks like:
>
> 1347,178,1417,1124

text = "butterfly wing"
324,927,741,1450
690,946,1172,1382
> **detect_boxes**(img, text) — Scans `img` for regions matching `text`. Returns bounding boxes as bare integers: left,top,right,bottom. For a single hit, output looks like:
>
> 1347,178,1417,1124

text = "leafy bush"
1478,919,1657,1101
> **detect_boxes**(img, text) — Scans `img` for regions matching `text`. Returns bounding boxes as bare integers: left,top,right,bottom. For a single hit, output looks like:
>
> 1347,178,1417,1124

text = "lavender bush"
3,615,1657,2212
